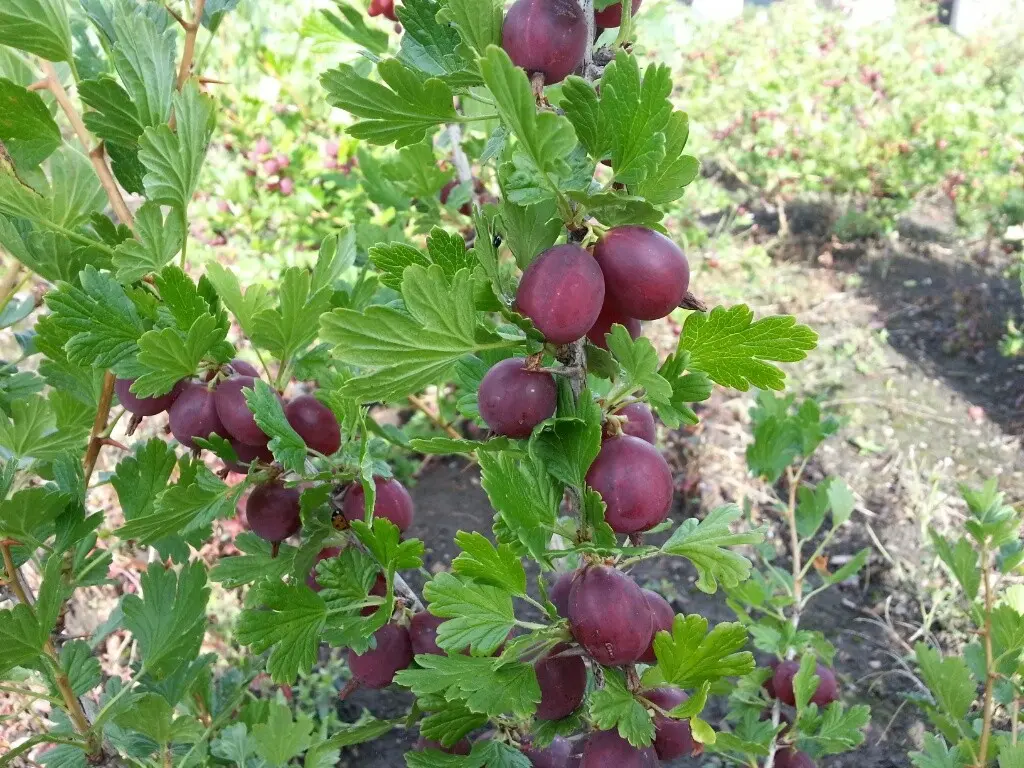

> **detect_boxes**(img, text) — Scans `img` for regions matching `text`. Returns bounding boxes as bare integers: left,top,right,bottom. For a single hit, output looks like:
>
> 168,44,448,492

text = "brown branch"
83,371,117,484
39,62,136,234
1,543,100,756
163,2,189,27
407,393,461,440
175,0,207,90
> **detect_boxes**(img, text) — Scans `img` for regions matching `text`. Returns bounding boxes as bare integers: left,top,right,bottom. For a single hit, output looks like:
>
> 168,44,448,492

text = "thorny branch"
2,542,102,758
176,0,208,90
39,62,136,234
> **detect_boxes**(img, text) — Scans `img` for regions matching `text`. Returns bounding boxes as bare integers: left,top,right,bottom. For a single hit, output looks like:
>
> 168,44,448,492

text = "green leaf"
559,77,603,160
118,462,242,543
114,691,203,747
600,52,672,186
311,228,357,295
253,702,314,767
44,265,144,369
802,702,870,754
320,58,457,147
643,614,754,689
441,0,502,56
0,0,72,61
568,189,663,229
422,572,516,655
826,476,855,526
500,197,562,270
316,3,390,54
915,643,976,721
0,603,45,674
606,325,672,403
990,605,1024,667
79,76,145,148
478,450,560,563
244,379,307,472
0,78,61,168
59,640,102,696
661,505,764,593
205,262,274,338
480,46,577,203
155,265,216,331
111,10,177,127
0,394,87,462
910,733,971,768
369,242,431,291
648,350,712,429
792,652,820,711
425,227,477,281
930,531,980,600
745,412,800,484
795,483,829,539
589,668,655,748
396,0,471,82
321,266,489,403
317,548,380,614
111,202,184,284
690,717,716,745
388,140,450,200
472,740,532,768
110,438,177,523
679,306,818,391
825,547,870,586
210,533,298,589
1000,744,1024,768
635,112,698,205
311,715,401,760
201,0,242,30
418,702,488,747
132,313,226,397
121,562,210,678
211,723,257,766
529,386,602,489
452,531,527,596
138,81,214,211
369,227,476,291
395,654,540,717
251,267,333,363
351,517,425,574
237,581,328,683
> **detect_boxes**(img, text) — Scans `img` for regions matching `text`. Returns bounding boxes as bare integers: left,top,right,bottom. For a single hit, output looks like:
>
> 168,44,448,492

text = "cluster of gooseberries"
376,541,838,765
478,224,687,536
351,562,697,765
115,363,413,558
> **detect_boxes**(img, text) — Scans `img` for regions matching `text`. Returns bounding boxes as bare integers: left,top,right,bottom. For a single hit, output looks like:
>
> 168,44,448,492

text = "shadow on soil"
851,241,1024,434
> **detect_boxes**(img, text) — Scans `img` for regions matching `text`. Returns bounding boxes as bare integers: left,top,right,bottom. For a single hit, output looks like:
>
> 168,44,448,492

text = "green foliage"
0,1,855,765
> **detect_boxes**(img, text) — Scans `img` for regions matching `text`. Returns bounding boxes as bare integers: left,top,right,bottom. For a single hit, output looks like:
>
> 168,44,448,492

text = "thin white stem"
580,0,597,80
447,124,473,187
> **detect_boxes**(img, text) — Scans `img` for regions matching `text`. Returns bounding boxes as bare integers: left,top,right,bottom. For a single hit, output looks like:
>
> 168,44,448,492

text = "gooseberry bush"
0,0,871,765
908,481,1024,768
